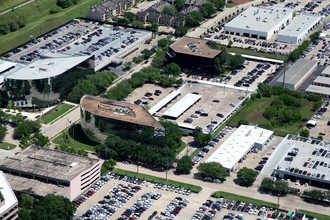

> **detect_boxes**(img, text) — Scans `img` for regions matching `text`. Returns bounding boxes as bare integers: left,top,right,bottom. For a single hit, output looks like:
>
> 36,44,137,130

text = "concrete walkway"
0,0,35,16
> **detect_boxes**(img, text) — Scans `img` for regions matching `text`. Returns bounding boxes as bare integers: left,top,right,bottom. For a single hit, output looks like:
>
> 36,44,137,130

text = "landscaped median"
112,168,202,193
298,209,330,220
40,103,76,124
211,191,278,209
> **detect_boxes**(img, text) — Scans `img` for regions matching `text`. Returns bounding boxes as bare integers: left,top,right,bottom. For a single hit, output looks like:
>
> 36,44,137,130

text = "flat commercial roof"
278,14,321,38
81,95,164,129
0,171,17,215
313,76,330,85
276,59,317,87
274,135,330,183
306,85,330,96
321,66,330,76
224,6,294,33
170,37,221,59
206,125,274,171
163,93,201,118
0,60,16,73
149,90,181,115
5,55,91,80
0,147,100,182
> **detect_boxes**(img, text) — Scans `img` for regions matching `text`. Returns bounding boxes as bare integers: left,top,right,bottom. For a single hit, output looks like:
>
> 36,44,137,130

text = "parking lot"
75,172,288,220
307,101,330,140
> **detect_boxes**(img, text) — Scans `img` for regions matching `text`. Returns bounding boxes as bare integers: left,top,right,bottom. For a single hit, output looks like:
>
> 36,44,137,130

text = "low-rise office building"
224,6,294,40
273,135,330,189
305,66,330,98
0,147,101,201
0,171,18,220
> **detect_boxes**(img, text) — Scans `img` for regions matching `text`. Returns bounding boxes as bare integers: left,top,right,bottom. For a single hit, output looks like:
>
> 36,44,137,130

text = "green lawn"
227,96,315,136
0,142,16,150
227,47,286,61
52,124,98,152
0,0,28,13
0,0,101,54
175,141,187,154
41,103,75,124
211,191,278,209
298,209,330,220
113,168,202,193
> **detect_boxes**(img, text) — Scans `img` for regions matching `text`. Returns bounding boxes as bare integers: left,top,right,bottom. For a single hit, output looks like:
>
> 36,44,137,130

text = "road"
0,0,35,16
115,162,330,216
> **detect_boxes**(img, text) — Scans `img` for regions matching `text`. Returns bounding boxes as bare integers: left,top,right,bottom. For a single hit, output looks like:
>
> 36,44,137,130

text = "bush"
260,177,289,196
236,167,258,187
175,155,193,174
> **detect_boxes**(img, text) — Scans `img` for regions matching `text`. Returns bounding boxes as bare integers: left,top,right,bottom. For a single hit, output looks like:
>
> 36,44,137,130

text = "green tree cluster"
0,16,26,35
175,0,185,11
67,71,117,103
124,12,137,22
101,159,117,174
96,121,182,169
163,5,177,16
56,0,80,9
236,167,258,187
18,194,76,220
175,155,193,174
197,162,229,181
300,129,310,137
200,2,217,18
302,189,330,205
56,144,88,156
0,124,7,142
309,31,321,43
193,127,212,146
288,40,310,61
141,49,155,60
161,63,181,76
33,132,49,147
259,177,289,196
13,120,41,139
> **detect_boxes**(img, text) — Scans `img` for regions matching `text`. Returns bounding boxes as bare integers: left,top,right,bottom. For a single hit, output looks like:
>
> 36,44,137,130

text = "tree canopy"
175,155,193,174
193,127,212,146
18,194,76,220
259,177,289,196
197,162,229,180
161,63,181,76
200,2,216,18
236,167,258,187
0,124,7,142
13,120,41,139
175,0,185,11
56,0,80,8
163,5,177,16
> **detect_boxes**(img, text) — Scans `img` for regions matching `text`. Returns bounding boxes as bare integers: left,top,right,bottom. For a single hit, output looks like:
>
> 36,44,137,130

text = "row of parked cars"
233,62,271,87
118,191,161,220
191,199,219,220
191,126,233,166
159,196,189,219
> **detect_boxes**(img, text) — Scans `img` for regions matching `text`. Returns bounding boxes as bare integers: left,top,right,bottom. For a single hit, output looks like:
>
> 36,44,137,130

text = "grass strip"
189,148,200,159
0,142,16,150
40,103,75,124
0,0,29,13
175,141,187,154
52,124,97,152
298,210,330,220
113,168,202,193
227,47,286,61
211,191,278,209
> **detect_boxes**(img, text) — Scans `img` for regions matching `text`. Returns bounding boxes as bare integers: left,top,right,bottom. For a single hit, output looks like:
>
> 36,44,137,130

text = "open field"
211,191,278,209
228,96,315,136
52,124,98,152
0,142,16,150
227,47,286,61
0,0,101,54
0,0,28,13
113,168,203,193
298,209,330,220
41,103,75,124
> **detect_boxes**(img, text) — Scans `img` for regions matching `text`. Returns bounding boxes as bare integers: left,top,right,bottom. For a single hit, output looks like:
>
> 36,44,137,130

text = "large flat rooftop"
224,6,294,33
81,95,164,129
0,147,99,182
276,59,317,86
206,125,274,170
274,135,330,183
0,171,17,215
278,14,321,38
306,84,330,96
170,37,221,59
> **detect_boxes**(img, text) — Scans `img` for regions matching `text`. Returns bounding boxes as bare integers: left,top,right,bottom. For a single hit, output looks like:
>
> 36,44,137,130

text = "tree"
300,129,310,137
237,119,248,126
175,26,188,37
161,63,181,76
186,11,204,27
31,194,76,220
260,177,274,193
263,106,277,119
141,49,154,60
175,155,192,174
20,194,35,210
175,0,185,11
211,0,225,9
13,120,41,139
101,159,117,174
236,167,258,187
273,181,289,196
116,17,129,25
56,0,79,8
229,54,245,69
151,51,166,68
132,20,144,28
193,127,212,146
33,132,49,147
197,162,229,180
158,38,169,49
200,2,216,18
0,124,7,142
124,12,136,22
163,5,176,16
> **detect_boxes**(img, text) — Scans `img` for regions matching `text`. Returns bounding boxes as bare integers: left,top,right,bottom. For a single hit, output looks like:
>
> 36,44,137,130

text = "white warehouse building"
277,14,321,44
224,6,294,40
206,125,274,172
